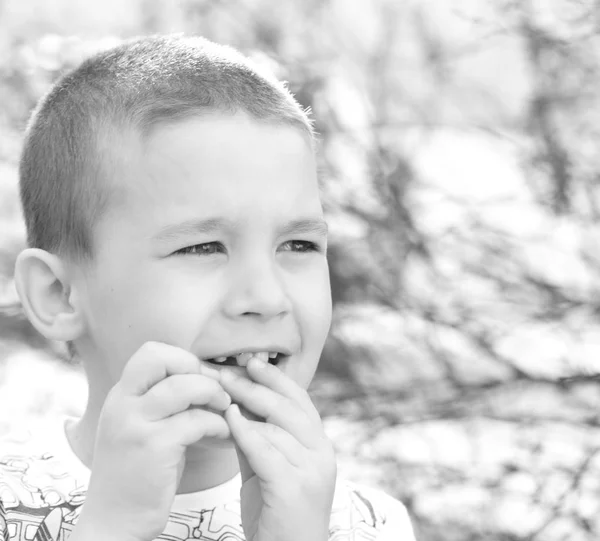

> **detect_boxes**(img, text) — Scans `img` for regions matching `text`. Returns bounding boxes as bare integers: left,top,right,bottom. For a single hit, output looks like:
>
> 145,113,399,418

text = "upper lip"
199,346,294,360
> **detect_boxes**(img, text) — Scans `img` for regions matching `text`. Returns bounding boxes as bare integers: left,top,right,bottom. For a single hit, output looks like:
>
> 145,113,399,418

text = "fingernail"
248,357,267,371
229,403,242,418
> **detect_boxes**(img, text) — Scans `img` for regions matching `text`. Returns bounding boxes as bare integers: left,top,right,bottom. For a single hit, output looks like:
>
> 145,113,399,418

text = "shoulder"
330,478,416,541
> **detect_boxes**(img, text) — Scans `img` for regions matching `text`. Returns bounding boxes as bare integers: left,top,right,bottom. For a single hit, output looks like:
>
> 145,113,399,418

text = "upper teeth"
211,351,279,366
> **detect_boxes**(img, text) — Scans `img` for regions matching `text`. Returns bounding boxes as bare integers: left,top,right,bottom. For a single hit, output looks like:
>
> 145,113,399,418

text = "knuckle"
263,422,281,437
185,406,208,422
124,342,159,373
321,438,337,460
202,376,220,392
259,437,279,456
196,376,221,399
297,387,311,403
172,347,198,365
136,340,163,357
155,377,177,399
217,390,232,408
309,438,336,466
99,399,145,445
274,392,295,412
271,393,287,411
304,450,336,487
242,377,258,391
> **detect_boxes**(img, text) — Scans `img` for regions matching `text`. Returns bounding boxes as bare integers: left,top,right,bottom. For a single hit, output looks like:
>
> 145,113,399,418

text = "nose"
223,256,292,320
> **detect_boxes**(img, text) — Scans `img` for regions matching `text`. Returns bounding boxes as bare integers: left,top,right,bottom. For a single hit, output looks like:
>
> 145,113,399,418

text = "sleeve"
377,499,416,541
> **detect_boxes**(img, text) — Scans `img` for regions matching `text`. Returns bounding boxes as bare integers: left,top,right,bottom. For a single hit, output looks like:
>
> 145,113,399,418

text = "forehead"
107,113,320,224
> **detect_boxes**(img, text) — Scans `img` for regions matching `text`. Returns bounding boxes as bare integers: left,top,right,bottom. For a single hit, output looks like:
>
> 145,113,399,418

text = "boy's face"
76,112,331,392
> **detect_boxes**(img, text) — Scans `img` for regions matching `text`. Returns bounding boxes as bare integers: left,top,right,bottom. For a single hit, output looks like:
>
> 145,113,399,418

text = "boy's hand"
221,359,337,541
74,342,231,541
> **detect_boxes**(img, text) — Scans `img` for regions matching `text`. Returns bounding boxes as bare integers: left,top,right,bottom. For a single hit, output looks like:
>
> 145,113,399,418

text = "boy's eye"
174,242,225,256
279,240,321,253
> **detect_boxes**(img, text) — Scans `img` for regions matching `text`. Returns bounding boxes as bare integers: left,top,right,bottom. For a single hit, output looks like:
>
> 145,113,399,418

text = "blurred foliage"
1,0,600,539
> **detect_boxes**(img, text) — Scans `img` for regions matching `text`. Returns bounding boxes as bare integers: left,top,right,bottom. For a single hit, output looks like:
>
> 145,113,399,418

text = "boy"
2,35,416,540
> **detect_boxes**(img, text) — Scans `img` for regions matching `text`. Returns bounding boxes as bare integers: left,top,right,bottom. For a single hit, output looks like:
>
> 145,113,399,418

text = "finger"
220,369,318,448
163,407,231,446
248,420,305,468
245,358,322,424
120,342,219,396
141,374,231,421
226,405,259,482
229,403,302,481
226,405,303,480
233,438,254,484
232,408,261,482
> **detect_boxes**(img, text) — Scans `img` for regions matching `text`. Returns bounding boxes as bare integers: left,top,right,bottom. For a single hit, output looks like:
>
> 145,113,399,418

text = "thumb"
233,439,254,484
233,404,259,483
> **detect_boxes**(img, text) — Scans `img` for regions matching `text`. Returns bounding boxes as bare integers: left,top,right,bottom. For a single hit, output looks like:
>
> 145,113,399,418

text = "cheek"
84,268,209,351
308,264,333,334
295,266,332,350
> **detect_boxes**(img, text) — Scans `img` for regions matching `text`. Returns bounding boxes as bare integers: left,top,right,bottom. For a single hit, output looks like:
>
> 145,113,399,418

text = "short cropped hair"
19,34,315,263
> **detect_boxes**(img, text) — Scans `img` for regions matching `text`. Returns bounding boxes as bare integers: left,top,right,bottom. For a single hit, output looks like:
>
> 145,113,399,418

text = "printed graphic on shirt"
161,505,245,541
0,449,387,541
0,451,84,541
329,483,387,541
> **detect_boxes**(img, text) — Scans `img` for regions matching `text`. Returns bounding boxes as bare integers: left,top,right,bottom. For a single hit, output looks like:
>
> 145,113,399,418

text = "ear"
14,248,86,342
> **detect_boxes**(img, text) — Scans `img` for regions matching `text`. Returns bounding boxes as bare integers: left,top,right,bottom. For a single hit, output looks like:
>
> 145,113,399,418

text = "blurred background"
1,0,600,539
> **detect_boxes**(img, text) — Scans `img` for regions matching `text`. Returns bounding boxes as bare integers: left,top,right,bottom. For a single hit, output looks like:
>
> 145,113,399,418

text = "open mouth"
203,352,286,367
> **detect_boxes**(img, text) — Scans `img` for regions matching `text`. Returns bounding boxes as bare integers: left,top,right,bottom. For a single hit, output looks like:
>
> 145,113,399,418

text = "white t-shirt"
0,417,415,540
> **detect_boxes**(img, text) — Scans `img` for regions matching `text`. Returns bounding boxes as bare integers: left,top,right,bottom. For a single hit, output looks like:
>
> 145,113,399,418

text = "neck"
66,372,240,494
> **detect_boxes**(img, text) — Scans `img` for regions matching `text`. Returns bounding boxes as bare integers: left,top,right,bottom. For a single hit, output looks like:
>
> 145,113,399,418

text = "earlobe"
14,248,85,342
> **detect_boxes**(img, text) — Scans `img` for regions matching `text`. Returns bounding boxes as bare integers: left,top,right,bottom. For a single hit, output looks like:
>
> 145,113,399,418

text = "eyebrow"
279,218,329,238
152,217,328,242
